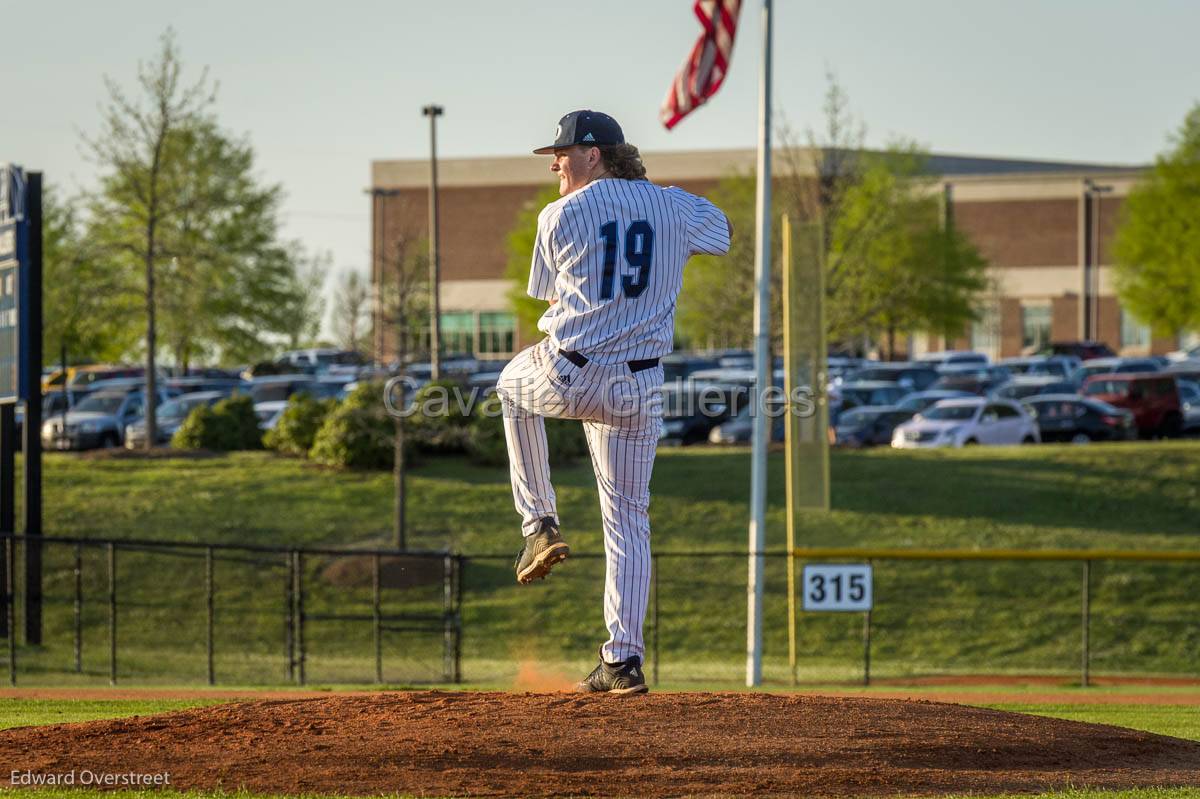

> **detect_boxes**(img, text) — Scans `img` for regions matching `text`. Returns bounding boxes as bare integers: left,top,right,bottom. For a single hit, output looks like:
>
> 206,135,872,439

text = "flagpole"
747,0,772,688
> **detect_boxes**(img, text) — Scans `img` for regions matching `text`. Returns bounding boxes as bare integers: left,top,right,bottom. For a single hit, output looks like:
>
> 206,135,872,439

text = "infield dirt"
2,691,1199,797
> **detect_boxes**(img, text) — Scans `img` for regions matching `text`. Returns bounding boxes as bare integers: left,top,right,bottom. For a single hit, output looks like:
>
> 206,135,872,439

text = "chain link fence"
2,534,1197,686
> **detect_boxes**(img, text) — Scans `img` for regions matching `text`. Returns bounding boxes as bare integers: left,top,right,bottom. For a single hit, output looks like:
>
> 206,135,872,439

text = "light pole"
1082,179,1113,342
422,104,444,380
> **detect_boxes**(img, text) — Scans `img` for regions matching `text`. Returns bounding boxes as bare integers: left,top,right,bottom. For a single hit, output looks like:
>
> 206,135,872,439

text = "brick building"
369,149,1179,363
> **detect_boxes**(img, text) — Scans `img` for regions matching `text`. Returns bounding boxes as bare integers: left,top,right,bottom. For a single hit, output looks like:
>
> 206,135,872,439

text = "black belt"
559,349,659,374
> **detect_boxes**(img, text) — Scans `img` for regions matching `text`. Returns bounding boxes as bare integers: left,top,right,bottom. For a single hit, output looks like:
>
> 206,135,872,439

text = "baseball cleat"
514,517,570,584
577,654,649,695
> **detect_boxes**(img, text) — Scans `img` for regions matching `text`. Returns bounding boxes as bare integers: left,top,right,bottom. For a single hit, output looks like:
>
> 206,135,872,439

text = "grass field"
3,787,1196,799
3,441,1199,685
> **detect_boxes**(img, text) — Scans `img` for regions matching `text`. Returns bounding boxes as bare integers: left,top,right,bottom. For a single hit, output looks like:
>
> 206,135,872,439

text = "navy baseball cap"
533,110,624,154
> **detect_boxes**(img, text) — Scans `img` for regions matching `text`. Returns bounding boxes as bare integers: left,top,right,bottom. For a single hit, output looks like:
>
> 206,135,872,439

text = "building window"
970,303,1000,359
441,312,474,356
1021,303,1051,352
1119,309,1150,350
478,312,516,358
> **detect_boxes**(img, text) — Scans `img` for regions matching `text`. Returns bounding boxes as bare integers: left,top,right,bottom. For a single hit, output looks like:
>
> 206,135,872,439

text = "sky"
4,0,1199,337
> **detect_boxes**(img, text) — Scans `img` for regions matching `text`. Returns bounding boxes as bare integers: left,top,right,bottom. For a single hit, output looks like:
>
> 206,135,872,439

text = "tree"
42,188,141,365
377,228,429,549
152,120,325,367
826,147,987,356
1113,103,1200,339
332,269,371,354
505,185,561,343
84,28,214,446
277,250,328,353
677,174,776,350
677,74,988,356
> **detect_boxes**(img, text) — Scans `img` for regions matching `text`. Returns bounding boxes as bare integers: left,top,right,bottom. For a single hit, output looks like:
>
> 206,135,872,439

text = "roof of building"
371,147,1145,190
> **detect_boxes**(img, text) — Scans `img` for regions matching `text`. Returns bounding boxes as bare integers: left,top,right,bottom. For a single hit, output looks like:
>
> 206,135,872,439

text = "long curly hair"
597,144,647,180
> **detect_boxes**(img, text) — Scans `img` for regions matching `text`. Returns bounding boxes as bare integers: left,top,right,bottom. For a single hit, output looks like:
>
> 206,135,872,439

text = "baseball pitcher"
497,110,732,694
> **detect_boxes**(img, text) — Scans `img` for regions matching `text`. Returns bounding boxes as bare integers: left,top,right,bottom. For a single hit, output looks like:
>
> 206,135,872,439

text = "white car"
892,397,1040,448
254,400,289,431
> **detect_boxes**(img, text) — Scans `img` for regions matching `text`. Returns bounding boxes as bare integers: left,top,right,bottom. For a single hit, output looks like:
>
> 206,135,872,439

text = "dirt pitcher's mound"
3,692,1199,797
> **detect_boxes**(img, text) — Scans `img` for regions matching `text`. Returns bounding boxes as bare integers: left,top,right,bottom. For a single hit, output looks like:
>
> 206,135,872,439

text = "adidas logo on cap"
582,133,595,142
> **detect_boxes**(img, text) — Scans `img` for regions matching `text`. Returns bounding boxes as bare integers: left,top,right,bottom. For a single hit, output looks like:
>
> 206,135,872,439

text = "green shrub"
264,393,338,457
309,382,414,470
407,379,474,454
172,395,263,451
466,394,588,467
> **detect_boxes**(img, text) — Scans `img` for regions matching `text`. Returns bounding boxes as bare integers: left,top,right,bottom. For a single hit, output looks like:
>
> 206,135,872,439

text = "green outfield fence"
1,534,1198,686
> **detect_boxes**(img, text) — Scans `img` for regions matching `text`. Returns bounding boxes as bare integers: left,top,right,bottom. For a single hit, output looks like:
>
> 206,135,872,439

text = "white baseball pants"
496,338,663,664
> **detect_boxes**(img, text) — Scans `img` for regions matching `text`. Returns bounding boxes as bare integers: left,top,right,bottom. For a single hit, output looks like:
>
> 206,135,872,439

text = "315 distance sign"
801,563,873,612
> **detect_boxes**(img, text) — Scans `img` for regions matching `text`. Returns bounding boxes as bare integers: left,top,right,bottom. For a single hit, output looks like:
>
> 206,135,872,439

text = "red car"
1083,373,1183,438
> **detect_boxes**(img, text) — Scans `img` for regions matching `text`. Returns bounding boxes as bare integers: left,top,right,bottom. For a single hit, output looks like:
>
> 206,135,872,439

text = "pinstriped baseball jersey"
501,171,731,671
528,178,731,363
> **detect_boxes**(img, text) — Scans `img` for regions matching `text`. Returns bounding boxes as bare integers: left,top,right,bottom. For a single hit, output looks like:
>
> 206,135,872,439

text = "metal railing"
2,534,1198,687
0,534,461,686
787,547,1200,687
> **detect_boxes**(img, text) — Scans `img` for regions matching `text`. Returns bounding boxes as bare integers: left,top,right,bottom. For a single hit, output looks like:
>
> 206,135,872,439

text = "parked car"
41,389,171,450
1023,395,1137,443
929,365,1012,396
843,363,940,392
990,376,1078,401
164,376,249,396
254,400,289,432
1082,373,1183,438
894,389,975,414
830,381,909,423
276,348,365,374
707,405,785,444
689,367,758,389
1038,341,1116,360
826,356,867,384
124,391,231,448
249,375,317,404
1166,343,1200,363
998,355,1079,379
832,406,915,448
916,350,989,367
14,392,72,450
658,384,732,446
892,398,1039,448
713,349,753,369
1071,357,1162,386
661,354,720,383
1163,360,1200,385
65,364,148,390
1177,380,1200,434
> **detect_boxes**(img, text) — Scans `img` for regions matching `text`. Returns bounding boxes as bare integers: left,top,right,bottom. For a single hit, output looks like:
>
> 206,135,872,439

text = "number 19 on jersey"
802,564,873,612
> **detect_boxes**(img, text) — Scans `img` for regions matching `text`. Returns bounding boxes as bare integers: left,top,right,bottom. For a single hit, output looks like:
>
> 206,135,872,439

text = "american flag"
660,0,743,130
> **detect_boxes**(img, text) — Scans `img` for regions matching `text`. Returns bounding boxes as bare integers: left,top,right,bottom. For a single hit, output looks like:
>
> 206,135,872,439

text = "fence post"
442,554,453,683
453,555,462,684
863,609,872,687
6,537,14,685
651,553,659,687
205,546,215,686
862,558,872,686
373,553,382,684
73,544,82,674
1081,559,1091,688
284,552,294,683
108,542,117,686
294,550,306,686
